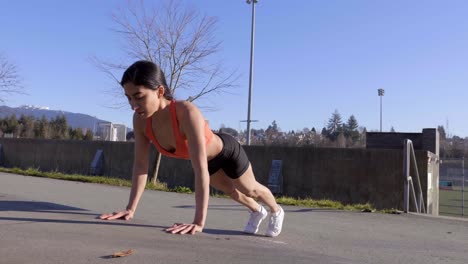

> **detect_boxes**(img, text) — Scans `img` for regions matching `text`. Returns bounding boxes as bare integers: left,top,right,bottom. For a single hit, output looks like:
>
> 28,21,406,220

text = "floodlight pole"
378,88,385,132
246,0,257,145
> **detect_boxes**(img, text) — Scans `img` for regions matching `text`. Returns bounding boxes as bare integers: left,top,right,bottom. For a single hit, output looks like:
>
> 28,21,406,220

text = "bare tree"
0,54,23,102
92,0,238,182
92,0,238,107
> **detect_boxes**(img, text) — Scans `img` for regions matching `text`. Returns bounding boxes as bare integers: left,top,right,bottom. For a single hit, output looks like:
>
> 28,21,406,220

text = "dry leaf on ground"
112,249,135,258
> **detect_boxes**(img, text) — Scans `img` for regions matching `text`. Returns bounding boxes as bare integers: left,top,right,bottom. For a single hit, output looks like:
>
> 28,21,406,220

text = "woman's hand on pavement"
99,209,134,220
165,223,203,235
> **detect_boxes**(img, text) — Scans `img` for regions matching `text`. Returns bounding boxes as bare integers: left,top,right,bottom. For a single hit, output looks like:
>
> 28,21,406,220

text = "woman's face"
123,82,160,119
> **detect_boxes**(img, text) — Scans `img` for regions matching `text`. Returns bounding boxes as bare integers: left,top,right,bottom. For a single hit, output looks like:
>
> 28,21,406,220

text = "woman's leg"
210,168,270,234
210,169,260,212
232,164,280,213
233,164,284,237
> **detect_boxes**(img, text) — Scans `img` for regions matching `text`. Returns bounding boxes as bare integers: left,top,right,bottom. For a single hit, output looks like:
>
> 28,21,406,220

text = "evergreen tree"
68,127,85,140
68,127,76,139
321,127,328,137
0,117,7,134
19,114,35,138
346,115,358,131
50,115,69,139
74,127,84,140
345,115,360,144
326,110,343,141
265,121,280,144
35,115,50,139
3,114,19,135
84,130,94,141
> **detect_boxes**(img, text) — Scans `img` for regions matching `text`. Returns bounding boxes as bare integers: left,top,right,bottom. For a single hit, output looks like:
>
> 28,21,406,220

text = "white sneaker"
243,205,268,234
266,206,284,237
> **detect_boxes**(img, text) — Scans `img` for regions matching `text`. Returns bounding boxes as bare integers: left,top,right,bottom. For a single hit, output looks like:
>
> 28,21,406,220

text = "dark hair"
120,60,173,100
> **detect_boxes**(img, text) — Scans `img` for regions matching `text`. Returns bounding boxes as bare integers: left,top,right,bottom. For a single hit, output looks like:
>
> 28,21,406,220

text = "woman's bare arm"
99,113,150,220
165,101,210,234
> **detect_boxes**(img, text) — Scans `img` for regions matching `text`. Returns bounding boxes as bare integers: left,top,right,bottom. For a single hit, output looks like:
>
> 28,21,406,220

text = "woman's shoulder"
174,100,200,115
174,99,193,107
173,100,205,125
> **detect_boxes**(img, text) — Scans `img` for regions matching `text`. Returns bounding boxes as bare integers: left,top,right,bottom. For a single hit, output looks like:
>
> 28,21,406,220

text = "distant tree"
250,128,265,145
390,126,396,132
68,127,77,140
265,121,281,145
321,127,328,138
344,115,359,145
301,128,317,146
336,132,346,148
326,110,343,141
346,115,358,131
0,117,7,134
76,127,85,140
2,114,19,135
84,130,94,141
69,127,84,140
18,114,35,138
34,115,50,139
0,54,24,102
287,130,304,146
126,131,135,141
447,135,464,158
50,115,69,139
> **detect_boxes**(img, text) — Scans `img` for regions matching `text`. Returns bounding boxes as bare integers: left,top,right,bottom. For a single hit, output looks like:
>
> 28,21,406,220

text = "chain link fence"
439,158,467,218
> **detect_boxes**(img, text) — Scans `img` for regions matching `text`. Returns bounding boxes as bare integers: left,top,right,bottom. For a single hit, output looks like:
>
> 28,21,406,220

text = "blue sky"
1,0,468,137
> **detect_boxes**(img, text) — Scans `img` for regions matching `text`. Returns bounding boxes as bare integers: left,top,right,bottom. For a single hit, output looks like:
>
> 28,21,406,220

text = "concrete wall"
366,128,439,156
0,138,433,210
0,138,134,178
246,146,431,210
366,128,440,214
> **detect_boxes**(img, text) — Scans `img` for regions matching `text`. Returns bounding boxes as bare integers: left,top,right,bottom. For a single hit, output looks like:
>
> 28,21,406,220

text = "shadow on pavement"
0,200,167,229
0,200,87,211
0,200,101,216
174,204,349,214
174,204,245,211
203,228,251,236
0,216,167,229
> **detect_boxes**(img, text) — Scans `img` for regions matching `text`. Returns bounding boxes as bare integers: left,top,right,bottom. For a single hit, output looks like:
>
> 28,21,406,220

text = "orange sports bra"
145,100,214,159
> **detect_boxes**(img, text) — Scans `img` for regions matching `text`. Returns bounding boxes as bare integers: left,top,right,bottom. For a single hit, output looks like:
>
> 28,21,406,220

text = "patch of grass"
0,167,168,191
276,196,374,211
1,166,382,213
172,186,193,194
439,188,468,218
145,181,170,192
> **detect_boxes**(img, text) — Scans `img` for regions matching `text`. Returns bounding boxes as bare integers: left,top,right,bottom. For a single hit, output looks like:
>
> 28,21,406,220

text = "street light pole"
378,88,385,132
246,0,257,145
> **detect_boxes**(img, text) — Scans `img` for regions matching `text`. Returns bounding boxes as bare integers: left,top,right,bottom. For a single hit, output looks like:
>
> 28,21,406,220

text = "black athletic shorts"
208,133,250,179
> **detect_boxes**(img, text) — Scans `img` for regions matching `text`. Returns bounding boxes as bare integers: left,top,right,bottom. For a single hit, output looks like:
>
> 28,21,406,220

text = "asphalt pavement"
1,172,467,264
